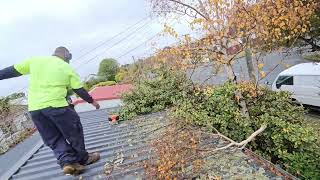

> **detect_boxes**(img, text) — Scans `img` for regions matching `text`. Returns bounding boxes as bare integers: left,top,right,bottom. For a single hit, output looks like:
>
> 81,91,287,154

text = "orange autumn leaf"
258,63,264,70
260,71,266,78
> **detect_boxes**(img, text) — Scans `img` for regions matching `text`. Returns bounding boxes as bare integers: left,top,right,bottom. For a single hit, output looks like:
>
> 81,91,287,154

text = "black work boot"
63,163,85,175
85,152,100,165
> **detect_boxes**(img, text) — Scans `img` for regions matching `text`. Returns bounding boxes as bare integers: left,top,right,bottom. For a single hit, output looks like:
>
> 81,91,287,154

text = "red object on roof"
73,84,133,105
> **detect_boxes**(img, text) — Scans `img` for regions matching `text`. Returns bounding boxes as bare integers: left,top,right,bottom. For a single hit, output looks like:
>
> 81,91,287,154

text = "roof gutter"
243,148,298,180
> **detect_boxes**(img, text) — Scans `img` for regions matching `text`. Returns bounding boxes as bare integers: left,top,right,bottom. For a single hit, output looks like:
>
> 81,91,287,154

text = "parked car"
271,63,320,107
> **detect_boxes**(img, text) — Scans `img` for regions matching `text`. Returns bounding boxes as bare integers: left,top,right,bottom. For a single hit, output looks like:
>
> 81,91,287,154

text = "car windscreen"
276,76,293,89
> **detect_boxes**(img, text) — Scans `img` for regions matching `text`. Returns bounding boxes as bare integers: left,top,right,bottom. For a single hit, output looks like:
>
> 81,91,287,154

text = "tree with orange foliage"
150,0,317,78
149,0,318,117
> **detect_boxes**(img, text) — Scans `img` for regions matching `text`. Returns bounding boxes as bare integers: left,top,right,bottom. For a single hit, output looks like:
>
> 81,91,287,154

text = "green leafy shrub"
90,81,116,90
119,68,191,120
118,64,319,178
83,77,104,91
174,82,320,179
115,69,127,82
304,52,320,62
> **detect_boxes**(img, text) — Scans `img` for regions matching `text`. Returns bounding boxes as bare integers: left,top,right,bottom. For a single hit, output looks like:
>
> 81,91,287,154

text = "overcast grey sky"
0,0,189,96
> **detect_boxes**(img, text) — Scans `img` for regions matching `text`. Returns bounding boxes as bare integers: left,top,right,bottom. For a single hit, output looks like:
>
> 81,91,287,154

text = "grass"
303,52,320,62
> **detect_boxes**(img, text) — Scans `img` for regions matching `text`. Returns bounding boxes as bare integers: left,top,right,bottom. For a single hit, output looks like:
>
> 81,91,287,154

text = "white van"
272,63,320,107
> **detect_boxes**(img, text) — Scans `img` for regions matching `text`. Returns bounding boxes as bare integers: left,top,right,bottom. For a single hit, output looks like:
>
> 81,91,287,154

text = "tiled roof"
4,109,296,180
73,84,133,105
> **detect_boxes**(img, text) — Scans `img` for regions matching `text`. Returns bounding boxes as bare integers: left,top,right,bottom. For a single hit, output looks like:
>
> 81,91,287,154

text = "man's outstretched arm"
73,88,94,103
72,88,100,109
0,66,22,80
69,67,100,109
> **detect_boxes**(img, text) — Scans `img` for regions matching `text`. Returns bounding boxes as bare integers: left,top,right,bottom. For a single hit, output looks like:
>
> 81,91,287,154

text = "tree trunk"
245,48,255,81
226,63,236,82
226,64,250,119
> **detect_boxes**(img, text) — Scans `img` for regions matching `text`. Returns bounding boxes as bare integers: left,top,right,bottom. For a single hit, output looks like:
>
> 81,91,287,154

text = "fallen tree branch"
234,125,267,148
194,125,267,152
145,122,267,179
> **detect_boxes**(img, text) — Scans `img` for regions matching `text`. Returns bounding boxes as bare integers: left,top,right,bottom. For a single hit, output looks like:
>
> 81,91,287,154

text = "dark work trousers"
30,107,89,168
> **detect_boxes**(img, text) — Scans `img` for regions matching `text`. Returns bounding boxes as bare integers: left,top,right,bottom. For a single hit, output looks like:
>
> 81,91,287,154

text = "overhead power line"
74,16,150,62
75,20,154,69
116,21,177,62
81,25,155,66
116,32,160,60
115,26,155,54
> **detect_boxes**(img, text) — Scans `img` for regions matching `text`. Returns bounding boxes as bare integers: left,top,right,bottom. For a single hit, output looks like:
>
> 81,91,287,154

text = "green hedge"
90,81,116,90
118,68,320,179
119,68,190,120
174,82,320,179
303,53,320,62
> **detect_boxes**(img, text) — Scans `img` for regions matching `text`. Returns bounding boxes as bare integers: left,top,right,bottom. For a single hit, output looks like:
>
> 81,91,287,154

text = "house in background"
72,84,133,113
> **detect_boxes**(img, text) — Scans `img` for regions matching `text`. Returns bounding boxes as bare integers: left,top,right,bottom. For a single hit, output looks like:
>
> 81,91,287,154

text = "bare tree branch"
175,9,198,18
168,0,209,20
197,0,210,18
196,125,267,152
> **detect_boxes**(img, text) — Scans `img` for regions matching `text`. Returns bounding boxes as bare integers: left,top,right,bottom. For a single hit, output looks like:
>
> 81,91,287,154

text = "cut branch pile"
144,119,267,179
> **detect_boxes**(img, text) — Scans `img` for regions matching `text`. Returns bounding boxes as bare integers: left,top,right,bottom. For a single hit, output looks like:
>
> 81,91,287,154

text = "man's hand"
91,100,100,109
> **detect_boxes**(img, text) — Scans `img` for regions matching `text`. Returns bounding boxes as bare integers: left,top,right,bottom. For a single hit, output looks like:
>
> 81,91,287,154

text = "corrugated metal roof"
4,108,295,180
8,108,167,180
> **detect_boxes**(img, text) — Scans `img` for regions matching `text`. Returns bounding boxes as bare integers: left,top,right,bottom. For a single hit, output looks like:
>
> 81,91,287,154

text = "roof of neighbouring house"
73,84,133,105
1,108,297,180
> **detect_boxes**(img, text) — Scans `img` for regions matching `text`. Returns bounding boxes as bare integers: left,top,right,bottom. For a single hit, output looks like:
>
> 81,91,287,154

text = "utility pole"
132,56,140,85
132,56,136,64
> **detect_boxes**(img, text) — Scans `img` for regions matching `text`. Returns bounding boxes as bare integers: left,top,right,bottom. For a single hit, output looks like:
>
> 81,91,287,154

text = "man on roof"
0,47,101,175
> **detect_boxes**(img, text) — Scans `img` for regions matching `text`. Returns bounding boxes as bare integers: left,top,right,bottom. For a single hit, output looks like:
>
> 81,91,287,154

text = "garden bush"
303,52,320,62
174,82,320,179
90,81,116,90
118,66,319,178
83,77,104,90
119,68,191,120
115,69,127,82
